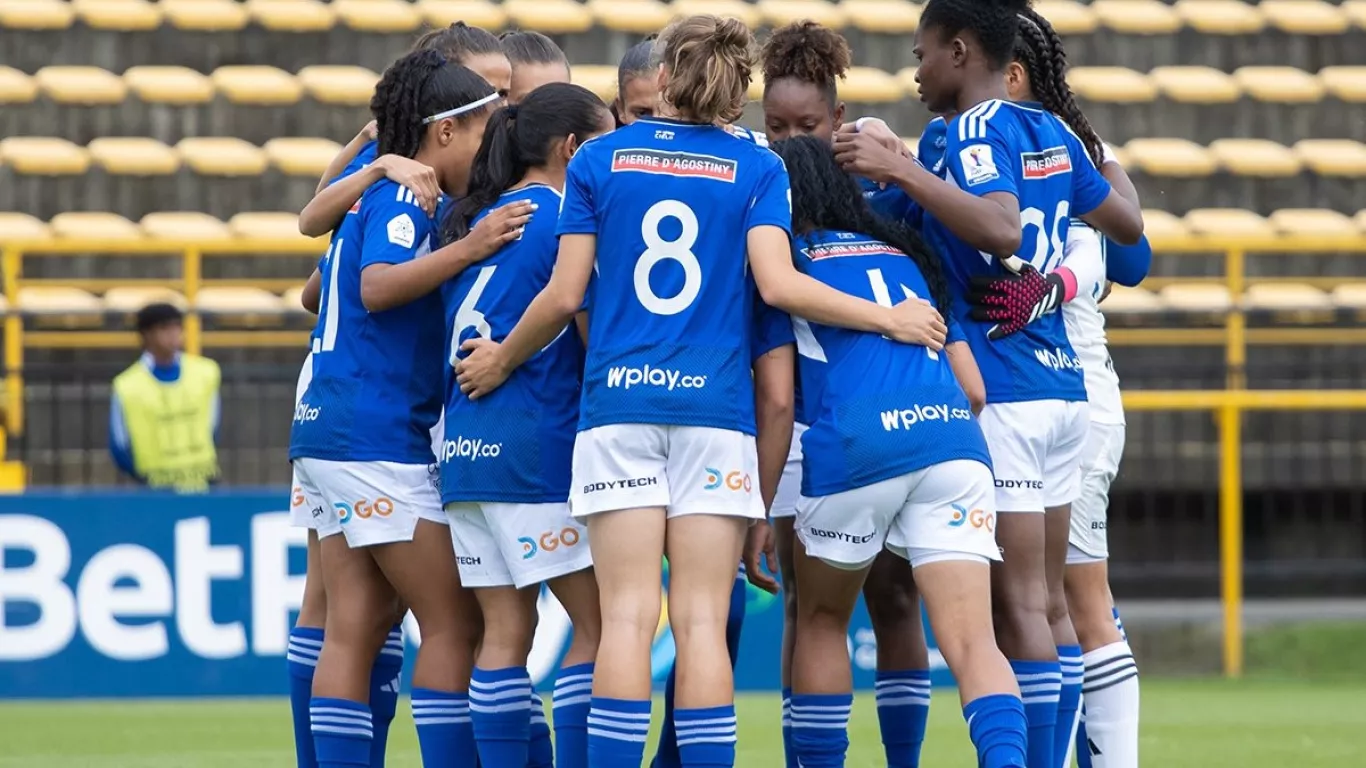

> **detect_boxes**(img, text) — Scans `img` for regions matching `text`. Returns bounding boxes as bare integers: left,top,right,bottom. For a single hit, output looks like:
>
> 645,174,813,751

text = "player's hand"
375,154,439,216
455,338,512,399
968,265,1066,340
884,298,947,350
743,521,780,595
833,127,912,184
360,120,378,141
465,200,537,260
837,118,909,158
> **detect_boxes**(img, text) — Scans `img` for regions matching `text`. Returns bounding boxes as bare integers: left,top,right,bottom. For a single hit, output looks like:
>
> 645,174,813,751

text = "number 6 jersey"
556,117,793,435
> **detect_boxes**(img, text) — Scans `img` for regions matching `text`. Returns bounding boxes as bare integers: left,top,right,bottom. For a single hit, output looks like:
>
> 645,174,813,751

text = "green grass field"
2,679,1364,767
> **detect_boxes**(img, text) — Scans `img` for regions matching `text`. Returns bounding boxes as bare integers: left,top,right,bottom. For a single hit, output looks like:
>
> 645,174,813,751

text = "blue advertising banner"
0,492,949,699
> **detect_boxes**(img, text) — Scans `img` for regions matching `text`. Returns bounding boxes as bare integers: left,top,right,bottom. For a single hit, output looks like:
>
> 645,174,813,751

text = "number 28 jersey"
922,100,1111,405
557,117,793,435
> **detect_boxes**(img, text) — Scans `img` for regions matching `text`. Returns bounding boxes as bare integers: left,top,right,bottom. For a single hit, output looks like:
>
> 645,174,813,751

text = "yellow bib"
112,355,221,492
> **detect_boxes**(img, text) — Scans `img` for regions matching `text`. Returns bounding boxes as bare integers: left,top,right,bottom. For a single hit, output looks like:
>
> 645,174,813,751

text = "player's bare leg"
863,551,932,767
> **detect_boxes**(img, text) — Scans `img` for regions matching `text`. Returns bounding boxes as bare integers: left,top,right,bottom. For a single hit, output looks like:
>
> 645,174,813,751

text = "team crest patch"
959,144,998,186
802,240,906,261
611,149,738,183
1022,146,1072,179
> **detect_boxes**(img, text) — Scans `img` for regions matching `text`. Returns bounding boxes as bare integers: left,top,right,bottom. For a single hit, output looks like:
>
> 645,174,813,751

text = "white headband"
422,92,502,124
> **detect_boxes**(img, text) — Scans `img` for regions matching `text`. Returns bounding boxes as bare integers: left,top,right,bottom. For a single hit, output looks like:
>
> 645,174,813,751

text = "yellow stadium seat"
244,0,336,33
280,285,309,312
263,137,345,178
1317,67,1366,103
572,65,619,103
0,137,91,175
1244,283,1331,311
87,137,181,175
17,287,104,315
1345,0,1366,30
123,66,215,105
1293,139,1366,177
160,0,249,31
588,0,673,34
1269,208,1358,238
71,0,162,31
1208,138,1302,177
1173,0,1266,35
0,68,38,104
415,1,507,31
211,66,303,106
1067,67,1158,104
757,0,849,28
1099,286,1164,313
1233,66,1324,104
103,286,189,313
175,137,269,176
0,213,53,242
49,211,141,240
1331,282,1366,310
1140,208,1191,242
842,67,904,104
1122,138,1217,177
668,0,762,28
1356,209,1366,233
1183,208,1275,239
839,0,920,34
502,0,594,34
1159,283,1233,313
1258,0,1348,34
332,0,421,33
196,287,285,314
297,66,380,107
227,211,309,240
34,66,128,105
0,0,74,30
1091,0,1182,34
1031,0,1099,35
1150,66,1241,105
1108,143,1131,168
139,212,231,241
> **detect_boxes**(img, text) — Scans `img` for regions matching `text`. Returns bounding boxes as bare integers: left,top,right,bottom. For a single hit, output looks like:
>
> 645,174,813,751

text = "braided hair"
371,49,498,159
1014,8,1104,166
760,21,851,107
919,0,1028,70
771,135,951,315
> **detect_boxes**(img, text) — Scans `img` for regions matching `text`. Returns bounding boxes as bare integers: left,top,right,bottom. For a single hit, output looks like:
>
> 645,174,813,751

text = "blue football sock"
780,688,796,768
964,694,1029,768
1011,659,1062,768
552,663,593,768
874,669,931,767
528,690,554,768
1055,646,1084,768
652,664,681,768
469,666,532,768
367,625,403,768
726,565,747,667
287,627,323,768
790,692,851,767
1075,706,1093,768
587,697,651,768
411,688,476,768
675,705,738,768
311,697,372,768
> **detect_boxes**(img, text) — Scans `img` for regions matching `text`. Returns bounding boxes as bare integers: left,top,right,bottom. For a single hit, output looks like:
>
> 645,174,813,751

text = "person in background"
109,302,221,492
500,30,572,104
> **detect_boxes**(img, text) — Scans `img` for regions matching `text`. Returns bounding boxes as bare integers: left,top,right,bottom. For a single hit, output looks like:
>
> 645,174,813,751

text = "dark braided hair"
919,0,1027,70
412,21,502,63
1014,8,1104,166
443,83,610,243
771,135,951,315
760,21,851,107
371,49,498,159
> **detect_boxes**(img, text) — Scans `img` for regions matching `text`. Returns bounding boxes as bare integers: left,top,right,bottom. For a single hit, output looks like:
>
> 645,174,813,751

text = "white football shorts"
292,457,445,548
977,399,1090,512
796,459,1001,571
289,353,320,530
570,423,765,520
445,501,593,588
769,422,808,519
1068,422,1125,564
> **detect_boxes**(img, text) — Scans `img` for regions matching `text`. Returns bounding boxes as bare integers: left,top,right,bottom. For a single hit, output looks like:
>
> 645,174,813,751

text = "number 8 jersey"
557,117,792,434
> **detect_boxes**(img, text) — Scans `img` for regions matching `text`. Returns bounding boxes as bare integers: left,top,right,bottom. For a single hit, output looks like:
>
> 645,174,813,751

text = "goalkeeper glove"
968,265,1071,340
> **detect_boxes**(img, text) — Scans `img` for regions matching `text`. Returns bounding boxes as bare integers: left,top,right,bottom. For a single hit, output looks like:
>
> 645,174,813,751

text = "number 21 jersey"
557,117,792,435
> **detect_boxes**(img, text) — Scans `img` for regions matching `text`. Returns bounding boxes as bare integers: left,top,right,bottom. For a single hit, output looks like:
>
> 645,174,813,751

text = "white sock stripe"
874,681,932,693
386,628,403,640
310,707,371,719
413,716,472,725
286,642,320,654
470,702,531,714
676,726,738,739
379,648,405,660
470,677,532,693
311,724,374,737
555,672,594,687
470,689,532,705
286,653,319,667
1022,694,1062,705
790,720,850,729
874,694,932,707
528,692,546,703
554,680,593,697
676,716,736,729
289,636,324,649
677,735,739,747
311,715,373,730
586,728,649,742
412,703,470,715
1014,671,1064,683
588,709,652,723
552,694,592,708
790,703,853,713
875,687,932,699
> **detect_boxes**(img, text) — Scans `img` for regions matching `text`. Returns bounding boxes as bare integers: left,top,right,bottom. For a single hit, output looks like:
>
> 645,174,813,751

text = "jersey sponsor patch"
959,144,999,186
1021,146,1072,179
802,240,907,261
610,148,738,183
386,213,415,248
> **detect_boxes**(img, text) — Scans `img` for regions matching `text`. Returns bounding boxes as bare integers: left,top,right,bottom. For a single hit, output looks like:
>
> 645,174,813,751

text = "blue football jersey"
922,100,1111,404
792,229,990,496
557,117,793,435
751,292,794,362
917,116,948,176
440,185,584,504
290,179,447,464
330,140,378,186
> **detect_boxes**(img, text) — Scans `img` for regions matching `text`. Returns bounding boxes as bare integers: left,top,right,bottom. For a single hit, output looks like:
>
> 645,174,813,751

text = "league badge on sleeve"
387,213,415,248
959,145,999,186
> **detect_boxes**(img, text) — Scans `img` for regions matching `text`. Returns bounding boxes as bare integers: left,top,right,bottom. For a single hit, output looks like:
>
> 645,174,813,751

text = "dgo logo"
947,504,994,532
703,467,752,493
335,497,394,525
518,527,583,560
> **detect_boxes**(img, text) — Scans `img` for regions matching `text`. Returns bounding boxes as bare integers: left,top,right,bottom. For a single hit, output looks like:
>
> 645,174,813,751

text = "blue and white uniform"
789,229,998,569
289,178,447,547
440,184,593,588
558,117,791,519
923,100,1112,513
